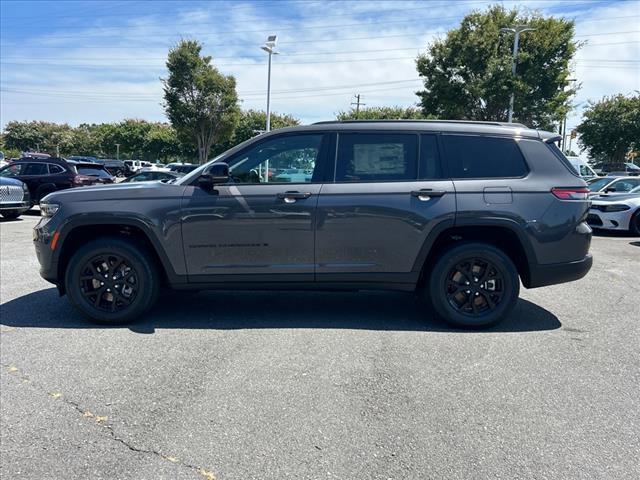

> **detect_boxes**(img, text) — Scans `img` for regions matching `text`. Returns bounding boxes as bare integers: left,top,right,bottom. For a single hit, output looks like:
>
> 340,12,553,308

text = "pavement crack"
3,363,217,480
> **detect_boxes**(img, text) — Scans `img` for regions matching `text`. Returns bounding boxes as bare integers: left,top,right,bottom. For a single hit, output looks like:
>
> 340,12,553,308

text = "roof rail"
312,119,528,128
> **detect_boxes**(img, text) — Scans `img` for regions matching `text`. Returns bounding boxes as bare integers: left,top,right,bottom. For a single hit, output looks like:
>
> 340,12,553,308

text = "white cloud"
1,0,638,135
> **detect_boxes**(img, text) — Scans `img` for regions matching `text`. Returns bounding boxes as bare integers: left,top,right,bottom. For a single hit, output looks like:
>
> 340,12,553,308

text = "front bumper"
0,201,31,212
526,254,593,288
33,216,61,286
587,209,632,231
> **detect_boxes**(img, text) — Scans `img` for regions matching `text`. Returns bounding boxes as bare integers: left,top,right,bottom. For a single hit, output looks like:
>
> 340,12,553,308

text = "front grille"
587,213,603,226
0,185,24,203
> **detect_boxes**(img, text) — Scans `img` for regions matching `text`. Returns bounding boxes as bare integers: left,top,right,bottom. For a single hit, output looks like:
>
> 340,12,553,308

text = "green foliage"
577,93,640,164
416,5,579,129
163,40,240,163
212,109,300,156
1,120,191,161
336,106,425,121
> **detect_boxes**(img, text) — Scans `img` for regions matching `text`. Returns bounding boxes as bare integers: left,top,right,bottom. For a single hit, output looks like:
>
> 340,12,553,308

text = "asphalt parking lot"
1,212,639,480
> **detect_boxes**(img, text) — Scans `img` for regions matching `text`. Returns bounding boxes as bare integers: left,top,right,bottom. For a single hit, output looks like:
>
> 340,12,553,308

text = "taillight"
551,187,590,200
73,174,92,185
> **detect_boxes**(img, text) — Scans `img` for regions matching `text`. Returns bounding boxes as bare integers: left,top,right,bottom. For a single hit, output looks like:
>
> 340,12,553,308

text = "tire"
1,210,22,219
427,242,520,328
630,210,640,236
65,237,159,324
35,187,55,204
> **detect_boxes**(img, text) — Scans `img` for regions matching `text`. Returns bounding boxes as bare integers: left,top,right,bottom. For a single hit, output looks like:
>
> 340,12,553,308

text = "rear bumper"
526,254,593,288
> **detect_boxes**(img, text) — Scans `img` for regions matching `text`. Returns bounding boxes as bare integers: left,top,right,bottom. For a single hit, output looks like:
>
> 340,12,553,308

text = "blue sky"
1,0,638,139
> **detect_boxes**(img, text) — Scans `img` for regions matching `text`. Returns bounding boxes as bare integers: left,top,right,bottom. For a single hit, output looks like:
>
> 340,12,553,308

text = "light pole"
261,35,278,133
560,78,577,151
115,143,121,161
501,25,535,123
261,35,278,182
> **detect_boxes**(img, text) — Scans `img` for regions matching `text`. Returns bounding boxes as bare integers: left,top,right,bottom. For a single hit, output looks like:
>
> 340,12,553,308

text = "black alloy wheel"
65,237,159,324
79,254,139,313
427,243,519,328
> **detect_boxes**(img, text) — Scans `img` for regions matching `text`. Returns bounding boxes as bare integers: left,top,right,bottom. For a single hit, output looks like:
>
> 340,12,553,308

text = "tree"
3,121,74,154
163,40,240,163
576,93,640,164
211,109,300,156
336,106,425,121
416,5,579,129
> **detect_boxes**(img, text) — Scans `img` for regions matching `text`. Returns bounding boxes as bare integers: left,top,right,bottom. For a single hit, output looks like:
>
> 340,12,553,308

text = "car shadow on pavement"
1,288,561,333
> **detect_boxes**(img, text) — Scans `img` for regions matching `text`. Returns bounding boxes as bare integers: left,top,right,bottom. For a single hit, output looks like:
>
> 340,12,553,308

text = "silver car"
587,189,640,235
0,176,31,219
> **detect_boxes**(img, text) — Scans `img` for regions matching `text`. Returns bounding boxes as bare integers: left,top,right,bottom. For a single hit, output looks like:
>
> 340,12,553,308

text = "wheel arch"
55,216,180,294
414,220,537,289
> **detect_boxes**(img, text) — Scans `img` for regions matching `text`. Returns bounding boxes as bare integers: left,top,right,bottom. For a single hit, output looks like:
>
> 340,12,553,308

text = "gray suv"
34,121,592,327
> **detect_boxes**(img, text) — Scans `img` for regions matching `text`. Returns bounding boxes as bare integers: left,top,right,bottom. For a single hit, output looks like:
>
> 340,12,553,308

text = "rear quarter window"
442,135,528,179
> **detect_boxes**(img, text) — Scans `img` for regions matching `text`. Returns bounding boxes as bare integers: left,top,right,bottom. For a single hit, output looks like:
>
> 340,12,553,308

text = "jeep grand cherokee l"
33,121,593,328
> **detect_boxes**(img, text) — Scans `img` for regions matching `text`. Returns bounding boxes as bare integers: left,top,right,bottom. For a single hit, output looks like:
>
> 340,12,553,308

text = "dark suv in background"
0,157,113,205
33,120,593,328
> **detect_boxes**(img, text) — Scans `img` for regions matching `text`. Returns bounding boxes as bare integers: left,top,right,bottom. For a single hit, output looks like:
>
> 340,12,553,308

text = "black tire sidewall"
1,210,21,219
631,210,640,236
65,238,158,324
428,243,520,328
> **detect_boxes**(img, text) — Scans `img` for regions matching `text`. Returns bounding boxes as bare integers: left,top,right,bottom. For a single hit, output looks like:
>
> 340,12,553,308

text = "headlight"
40,203,60,218
602,204,630,212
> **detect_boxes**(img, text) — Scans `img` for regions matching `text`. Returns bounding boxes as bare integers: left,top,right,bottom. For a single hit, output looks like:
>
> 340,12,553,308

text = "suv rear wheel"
427,243,519,328
65,237,159,324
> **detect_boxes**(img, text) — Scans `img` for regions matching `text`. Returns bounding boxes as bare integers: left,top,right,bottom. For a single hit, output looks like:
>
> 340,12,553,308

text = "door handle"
411,189,446,201
277,191,312,203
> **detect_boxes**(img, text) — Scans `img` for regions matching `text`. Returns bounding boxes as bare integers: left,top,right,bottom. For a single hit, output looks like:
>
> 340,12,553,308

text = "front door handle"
411,189,446,201
277,191,312,203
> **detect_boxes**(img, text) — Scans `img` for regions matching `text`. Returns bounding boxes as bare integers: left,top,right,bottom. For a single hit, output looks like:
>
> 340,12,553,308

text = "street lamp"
261,35,278,133
561,78,577,151
115,143,121,161
261,35,278,183
501,25,535,123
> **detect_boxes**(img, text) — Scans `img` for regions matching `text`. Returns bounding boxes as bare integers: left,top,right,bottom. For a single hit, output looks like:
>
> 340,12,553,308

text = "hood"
0,176,26,187
591,193,640,205
42,180,185,204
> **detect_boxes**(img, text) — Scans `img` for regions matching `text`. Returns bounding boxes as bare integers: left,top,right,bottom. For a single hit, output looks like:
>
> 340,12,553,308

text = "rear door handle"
411,189,446,201
277,191,312,203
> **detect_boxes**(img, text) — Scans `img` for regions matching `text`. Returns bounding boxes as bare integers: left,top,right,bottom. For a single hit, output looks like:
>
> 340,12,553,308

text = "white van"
567,156,598,179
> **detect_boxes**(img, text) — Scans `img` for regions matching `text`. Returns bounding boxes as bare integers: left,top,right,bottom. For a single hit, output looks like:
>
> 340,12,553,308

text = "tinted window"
611,178,640,192
419,134,443,179
230,134,323,184
78,166,111,177
588,177,615,192
48,164,66,174
443,135,528,178
336,133,417,182
23,163,49,175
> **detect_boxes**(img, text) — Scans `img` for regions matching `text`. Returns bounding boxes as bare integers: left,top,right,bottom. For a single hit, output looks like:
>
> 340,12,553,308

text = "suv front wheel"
65,237,159,324
427,243,520,328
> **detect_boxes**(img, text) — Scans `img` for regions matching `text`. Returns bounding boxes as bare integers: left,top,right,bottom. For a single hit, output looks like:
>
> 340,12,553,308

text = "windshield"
588,177,614,192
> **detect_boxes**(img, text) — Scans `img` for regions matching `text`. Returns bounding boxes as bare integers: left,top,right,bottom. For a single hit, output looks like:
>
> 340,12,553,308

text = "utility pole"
351,94,366,118
115,143,121,161
501,25,535,123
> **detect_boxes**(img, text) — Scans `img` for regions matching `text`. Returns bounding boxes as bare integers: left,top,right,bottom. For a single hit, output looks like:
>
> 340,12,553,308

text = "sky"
1,0,638,146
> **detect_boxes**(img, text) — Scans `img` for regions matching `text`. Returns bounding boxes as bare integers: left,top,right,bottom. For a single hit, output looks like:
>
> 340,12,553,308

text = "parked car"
66,161,115,184
566,156,598,179
0,177,31,219
122,170,182,183
68,155,99,163
34,120,594,327
0,157,103,204
166,162,198,174
91,159,126,177
587,176,640,197
274,168,313,183
587,192,640,235
600,162,640,176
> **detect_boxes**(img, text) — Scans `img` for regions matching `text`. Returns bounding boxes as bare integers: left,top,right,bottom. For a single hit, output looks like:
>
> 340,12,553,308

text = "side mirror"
198,162,229,191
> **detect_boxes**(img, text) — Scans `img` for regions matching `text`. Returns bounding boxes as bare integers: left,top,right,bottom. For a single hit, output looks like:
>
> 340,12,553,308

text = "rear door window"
442,135,528,178
23,163,49,175
335,133,418,182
